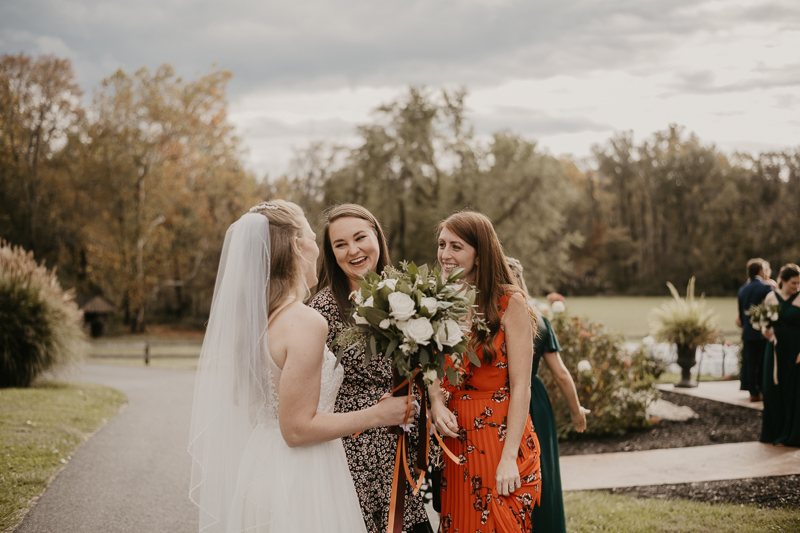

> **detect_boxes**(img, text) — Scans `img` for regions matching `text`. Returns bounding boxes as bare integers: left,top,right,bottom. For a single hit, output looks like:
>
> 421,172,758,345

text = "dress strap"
788,291,800,304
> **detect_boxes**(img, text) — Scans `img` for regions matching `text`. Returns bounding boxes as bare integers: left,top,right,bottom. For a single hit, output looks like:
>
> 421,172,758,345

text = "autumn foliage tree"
81,64,258,331
0,54,85,270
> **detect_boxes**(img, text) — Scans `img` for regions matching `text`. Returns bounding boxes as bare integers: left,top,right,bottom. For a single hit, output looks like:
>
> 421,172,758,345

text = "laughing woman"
429,211,542,533
308,204,432,533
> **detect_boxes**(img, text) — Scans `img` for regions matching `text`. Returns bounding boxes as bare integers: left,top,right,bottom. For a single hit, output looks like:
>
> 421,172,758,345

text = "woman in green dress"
507,258,589,532
761,263,800,446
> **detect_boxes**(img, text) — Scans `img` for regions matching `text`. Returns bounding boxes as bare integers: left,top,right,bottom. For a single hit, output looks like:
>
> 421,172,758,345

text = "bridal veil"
188,213,274,532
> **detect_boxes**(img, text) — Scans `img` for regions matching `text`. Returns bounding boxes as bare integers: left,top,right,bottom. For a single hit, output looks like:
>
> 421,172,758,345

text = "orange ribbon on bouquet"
349,368,461,533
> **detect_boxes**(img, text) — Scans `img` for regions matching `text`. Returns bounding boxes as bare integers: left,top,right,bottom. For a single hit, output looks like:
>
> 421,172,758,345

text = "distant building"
77,295,116,337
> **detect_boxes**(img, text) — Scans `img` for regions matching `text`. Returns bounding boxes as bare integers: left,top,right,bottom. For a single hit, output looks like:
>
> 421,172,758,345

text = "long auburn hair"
314,204,392,321
438,210,536,363
248,200,309,316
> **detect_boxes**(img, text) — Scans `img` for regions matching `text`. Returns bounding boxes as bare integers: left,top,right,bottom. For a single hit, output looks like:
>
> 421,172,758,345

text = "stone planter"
674,343,698,388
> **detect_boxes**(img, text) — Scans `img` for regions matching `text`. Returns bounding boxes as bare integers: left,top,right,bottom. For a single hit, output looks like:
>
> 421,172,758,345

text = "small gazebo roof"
78,295,116,314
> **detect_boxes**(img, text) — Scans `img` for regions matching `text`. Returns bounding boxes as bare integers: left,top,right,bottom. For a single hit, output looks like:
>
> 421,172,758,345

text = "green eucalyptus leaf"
419,347,429,367
445,366,459,386
362,307,391,323
467,349,482,367
385,337,399,360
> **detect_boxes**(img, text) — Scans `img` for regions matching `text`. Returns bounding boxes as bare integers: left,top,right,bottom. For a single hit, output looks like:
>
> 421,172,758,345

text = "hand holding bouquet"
745,301,780,331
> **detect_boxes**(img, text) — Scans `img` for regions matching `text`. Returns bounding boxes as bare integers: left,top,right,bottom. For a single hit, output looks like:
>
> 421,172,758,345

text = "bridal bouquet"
335,261,486,386
745,302,780,330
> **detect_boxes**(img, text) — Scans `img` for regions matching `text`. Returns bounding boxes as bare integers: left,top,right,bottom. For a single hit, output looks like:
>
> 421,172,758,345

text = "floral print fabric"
441,293,542,533
309,287,429,533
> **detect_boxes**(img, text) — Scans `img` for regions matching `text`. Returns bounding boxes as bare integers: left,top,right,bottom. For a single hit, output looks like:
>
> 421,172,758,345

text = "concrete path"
560,441,800,490
15,364,199,533
658,380,763,410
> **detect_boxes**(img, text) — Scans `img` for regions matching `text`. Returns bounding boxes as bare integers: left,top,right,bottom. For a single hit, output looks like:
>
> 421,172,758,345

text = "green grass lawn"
551,296,740,340
564,491,799,532
0,380,127,531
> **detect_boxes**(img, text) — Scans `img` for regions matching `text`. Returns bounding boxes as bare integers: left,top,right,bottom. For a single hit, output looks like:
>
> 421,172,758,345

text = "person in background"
507,257,589,533
760,263,800,447
736,258,774,401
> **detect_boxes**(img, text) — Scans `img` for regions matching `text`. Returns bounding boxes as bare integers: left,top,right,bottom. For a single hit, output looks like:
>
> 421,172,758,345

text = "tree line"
2,53,798,330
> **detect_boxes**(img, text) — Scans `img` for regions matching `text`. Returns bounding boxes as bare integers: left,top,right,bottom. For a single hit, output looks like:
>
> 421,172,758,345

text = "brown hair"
777,263,800,290
438,211,536,363
249,200,308,316
315,204,391,321
746,258,765,279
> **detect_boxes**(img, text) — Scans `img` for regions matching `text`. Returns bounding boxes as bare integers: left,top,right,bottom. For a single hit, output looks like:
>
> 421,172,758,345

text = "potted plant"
649,277,721,388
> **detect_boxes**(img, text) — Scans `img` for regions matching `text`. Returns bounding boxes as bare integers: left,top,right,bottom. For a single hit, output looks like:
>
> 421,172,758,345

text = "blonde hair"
248,200,309,316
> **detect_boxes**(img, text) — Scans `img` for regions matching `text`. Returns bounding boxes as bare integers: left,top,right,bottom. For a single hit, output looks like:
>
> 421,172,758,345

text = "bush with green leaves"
540,310,659,439
0,241,85,388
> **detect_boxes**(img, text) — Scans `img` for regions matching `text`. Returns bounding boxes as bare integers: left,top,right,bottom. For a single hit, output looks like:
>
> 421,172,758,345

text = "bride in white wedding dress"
188,201,411,533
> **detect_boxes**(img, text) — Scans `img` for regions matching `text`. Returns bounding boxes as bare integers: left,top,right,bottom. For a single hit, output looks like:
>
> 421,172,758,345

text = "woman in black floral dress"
309,204,432,533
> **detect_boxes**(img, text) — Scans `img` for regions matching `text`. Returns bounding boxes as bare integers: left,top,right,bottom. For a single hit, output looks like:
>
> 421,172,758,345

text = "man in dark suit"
737,258,774,401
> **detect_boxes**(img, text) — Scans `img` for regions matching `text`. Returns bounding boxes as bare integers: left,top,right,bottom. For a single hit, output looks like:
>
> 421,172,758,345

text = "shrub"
0,241,85,387
541,310,659,439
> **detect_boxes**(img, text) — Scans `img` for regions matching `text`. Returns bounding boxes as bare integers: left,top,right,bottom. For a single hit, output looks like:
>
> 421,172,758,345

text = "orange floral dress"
440,293,542,533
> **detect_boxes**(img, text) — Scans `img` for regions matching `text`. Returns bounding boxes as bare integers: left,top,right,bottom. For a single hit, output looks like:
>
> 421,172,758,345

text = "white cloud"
2,0,799,176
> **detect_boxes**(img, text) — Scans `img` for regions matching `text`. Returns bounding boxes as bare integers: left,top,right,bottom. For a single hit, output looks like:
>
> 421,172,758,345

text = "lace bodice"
261,345,344,427
317,346,345,413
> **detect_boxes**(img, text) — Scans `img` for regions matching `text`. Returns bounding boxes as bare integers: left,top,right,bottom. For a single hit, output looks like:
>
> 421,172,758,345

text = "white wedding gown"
225,346,368,532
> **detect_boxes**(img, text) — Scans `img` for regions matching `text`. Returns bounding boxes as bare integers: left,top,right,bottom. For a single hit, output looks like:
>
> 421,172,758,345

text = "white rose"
641,335,655,347
363,296,374,308
770,312,779,321
420,297,439,315
379,319,391,329
388,292,416,320
577,359,592,374
354,314,369,325
435,319,464,350
403,317,434,345
423,368,438,385
378,278,398,291
350,290,364,305
551,300,566,314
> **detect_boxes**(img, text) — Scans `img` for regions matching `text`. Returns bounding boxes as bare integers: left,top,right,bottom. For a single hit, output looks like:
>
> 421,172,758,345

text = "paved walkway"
15,364,199,533
658,379,763,410
560,441,800,490
559,379,798,491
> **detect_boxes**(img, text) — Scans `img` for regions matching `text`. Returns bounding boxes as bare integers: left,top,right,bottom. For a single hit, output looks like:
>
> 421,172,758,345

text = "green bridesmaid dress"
761,291,800,446
529,316,567,533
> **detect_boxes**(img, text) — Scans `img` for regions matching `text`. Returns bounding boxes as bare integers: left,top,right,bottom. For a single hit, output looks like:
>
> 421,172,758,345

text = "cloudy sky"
3,0,798,177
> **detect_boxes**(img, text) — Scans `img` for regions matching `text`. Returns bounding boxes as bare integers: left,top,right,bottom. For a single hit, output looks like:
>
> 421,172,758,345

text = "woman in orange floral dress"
429,211,542,533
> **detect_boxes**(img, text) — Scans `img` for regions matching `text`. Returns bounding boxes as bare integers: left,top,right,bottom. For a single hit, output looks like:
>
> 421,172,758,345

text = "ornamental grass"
649,277,721,349
0,241,85,388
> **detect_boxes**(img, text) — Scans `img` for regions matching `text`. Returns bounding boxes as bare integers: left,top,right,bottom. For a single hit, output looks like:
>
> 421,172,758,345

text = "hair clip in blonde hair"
250,203,280,213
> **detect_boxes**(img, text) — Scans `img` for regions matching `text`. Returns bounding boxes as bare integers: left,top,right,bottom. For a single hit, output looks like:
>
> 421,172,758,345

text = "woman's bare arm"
276,305,410,447
542,351,587,432
495,293,534,496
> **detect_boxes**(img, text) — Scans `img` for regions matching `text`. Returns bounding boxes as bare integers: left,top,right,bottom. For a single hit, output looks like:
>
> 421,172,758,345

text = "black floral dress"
309,287,430,533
